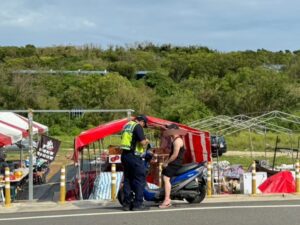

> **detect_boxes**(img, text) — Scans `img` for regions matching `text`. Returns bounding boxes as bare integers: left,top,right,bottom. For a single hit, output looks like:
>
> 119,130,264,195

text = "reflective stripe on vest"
121,121,144,155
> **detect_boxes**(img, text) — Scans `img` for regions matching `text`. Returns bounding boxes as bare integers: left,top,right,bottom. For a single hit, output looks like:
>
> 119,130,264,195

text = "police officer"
121,115,149,211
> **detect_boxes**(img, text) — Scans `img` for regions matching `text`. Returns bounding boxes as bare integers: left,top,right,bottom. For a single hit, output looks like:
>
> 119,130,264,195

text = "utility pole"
28,109,34,201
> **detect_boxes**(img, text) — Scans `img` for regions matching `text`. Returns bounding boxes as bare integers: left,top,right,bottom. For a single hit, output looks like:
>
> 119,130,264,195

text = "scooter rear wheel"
117,186,135,206
185,184,206,204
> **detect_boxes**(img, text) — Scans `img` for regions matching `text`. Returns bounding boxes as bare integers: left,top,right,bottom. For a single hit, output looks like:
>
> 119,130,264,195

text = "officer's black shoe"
131,204,150,211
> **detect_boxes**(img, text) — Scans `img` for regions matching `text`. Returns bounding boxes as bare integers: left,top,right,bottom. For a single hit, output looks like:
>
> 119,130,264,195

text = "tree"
107,61,136,80
159,90,212,123
168,55,191,82
144,72,179,97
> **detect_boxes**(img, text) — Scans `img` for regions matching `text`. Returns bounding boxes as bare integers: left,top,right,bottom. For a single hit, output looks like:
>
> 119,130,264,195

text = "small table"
9,168,29,200
10,168,29,183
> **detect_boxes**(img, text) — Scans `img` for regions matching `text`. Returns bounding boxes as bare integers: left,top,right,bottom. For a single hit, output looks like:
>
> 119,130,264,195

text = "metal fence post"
28,108,34,201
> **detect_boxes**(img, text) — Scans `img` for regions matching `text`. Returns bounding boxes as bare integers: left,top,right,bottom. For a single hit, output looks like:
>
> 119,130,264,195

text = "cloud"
0,0,97,30
0,0,300,51
0,1,40,28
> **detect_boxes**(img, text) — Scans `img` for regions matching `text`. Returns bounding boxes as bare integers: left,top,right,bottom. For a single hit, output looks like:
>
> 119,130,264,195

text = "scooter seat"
175,163,199,175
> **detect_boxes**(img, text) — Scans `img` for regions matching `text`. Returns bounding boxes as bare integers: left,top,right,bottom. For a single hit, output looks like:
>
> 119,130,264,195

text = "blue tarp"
89,172,123,200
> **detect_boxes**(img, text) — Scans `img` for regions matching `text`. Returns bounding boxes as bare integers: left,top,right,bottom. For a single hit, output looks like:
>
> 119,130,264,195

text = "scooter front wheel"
117,187,125,206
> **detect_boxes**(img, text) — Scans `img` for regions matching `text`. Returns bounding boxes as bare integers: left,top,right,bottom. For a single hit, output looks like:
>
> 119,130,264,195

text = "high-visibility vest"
121,121,144,155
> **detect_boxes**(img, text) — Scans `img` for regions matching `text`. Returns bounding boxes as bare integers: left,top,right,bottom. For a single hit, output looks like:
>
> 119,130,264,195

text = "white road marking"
1,204,300,221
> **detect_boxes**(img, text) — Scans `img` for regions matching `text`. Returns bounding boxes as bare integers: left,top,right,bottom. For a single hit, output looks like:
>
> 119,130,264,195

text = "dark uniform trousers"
121,151,146,208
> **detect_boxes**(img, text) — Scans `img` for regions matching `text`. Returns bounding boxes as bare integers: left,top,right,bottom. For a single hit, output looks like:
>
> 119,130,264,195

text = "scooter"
117,150,207,206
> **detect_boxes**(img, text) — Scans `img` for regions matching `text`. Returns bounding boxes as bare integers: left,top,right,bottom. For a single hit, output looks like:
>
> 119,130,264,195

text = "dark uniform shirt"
129,123,145,153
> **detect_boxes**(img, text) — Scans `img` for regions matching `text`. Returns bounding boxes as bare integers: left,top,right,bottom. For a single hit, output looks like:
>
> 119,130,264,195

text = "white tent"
0,112,48,147
0,122,23,146
0,112,48,134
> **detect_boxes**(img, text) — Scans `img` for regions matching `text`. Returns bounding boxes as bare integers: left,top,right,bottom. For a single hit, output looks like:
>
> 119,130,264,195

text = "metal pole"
28,109,34,201
77,163,83,200
20,145,23,167
0,109,135,113
272,136,279,170
264,128,267,160
249,128,253,159
251,161,256,196
289,133,294,164
297,137,300,159
217,147,220,194
127,110,132,121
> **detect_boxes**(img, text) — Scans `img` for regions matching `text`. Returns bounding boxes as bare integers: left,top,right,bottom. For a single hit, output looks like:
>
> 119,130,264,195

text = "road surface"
1,200,300,225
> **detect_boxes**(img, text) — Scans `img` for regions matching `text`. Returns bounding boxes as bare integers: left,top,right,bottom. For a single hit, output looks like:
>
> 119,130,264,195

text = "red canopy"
74,117,129,155
0,133,12,147
73,116,211,163
258,171,295,193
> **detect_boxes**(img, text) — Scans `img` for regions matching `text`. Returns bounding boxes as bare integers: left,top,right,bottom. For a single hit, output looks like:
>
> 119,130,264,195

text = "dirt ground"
46,151,74,182
15,150,75,201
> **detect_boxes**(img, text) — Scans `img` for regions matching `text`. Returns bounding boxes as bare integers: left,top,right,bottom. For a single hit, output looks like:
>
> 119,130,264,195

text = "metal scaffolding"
188,111,300,160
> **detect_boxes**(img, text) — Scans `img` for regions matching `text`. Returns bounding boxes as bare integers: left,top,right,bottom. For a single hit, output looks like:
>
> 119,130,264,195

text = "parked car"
211,135,227,157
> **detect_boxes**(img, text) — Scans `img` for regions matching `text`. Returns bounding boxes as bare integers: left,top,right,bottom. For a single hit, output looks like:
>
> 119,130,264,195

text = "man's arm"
140,138,149,147
135,124,149,147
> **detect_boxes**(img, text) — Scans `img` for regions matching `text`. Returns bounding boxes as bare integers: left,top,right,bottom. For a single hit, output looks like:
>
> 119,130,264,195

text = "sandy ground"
16,151,75,201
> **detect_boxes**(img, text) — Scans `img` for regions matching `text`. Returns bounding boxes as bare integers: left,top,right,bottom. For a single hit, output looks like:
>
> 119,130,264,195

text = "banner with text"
37,135,61,162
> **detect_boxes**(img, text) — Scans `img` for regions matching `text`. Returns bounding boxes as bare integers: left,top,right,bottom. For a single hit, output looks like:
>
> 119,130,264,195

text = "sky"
0,0,299,52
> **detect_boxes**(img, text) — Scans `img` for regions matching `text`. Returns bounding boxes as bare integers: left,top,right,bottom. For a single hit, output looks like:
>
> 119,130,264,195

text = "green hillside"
0,44,299,135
